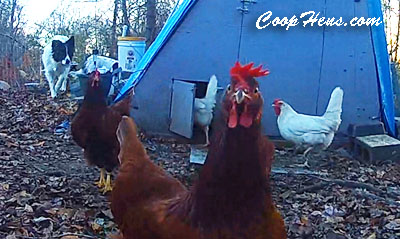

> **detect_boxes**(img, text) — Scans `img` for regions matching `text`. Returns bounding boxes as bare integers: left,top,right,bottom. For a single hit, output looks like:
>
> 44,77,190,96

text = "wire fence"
0,33,42,88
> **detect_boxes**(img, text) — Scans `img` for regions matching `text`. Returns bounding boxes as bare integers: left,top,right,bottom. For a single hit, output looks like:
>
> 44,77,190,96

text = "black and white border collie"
42,35,75,98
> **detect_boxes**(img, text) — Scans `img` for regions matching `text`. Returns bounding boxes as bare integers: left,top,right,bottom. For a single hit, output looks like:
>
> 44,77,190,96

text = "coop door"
169,80,196,138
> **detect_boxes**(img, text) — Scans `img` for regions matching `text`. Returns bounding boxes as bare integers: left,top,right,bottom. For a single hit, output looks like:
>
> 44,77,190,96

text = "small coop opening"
169,78,215,144
184,80,208,99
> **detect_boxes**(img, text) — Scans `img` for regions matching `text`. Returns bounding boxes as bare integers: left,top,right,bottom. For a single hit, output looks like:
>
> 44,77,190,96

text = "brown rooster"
71,70,133,193
112,62,286,239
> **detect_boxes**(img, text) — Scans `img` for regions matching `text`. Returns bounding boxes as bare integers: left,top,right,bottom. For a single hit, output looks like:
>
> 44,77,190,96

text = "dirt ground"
1,89,400,239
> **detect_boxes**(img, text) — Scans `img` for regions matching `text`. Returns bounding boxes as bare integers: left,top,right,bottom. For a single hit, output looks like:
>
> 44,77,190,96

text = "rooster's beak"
234,89,250,104
236,90,244,104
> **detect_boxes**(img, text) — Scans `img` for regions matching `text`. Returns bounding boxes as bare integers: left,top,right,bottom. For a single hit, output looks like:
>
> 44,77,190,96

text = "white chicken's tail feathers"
205,75,218,100
323,87,344,128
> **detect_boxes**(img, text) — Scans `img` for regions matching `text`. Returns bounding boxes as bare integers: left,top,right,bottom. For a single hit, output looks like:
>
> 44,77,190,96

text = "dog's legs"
60,75,67,92
45,70,56,98
55,69,68,95
61,78,67,92
60,67,69,92
54,78,62,97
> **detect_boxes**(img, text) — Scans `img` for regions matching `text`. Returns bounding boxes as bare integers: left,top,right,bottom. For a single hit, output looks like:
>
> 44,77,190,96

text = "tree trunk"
393,1,400,63
9,0,17,59
110,0,119,58
145,0,156,47
121,0,132,36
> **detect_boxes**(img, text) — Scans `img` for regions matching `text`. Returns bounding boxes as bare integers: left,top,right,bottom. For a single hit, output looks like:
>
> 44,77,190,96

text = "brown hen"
112,62,286,239
71,70,132,193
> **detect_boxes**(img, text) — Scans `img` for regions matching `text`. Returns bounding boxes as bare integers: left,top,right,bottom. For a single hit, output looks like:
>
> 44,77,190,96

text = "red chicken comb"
230,61,269,81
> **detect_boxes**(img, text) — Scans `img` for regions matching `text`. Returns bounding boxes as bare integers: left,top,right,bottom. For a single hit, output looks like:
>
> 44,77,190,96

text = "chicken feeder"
70,55,120,100
117,37,146,73
70,71,113,100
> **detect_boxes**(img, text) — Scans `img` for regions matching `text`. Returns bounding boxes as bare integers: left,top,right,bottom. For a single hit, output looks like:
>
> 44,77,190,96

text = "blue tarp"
114,0,197,102
368,0,397,136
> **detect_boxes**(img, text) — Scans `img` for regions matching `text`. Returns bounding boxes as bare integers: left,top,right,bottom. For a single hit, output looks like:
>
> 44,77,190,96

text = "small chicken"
194,75,218,146
111,62,286,239
71,69,133,193
273,87,344,167
112,116,192,239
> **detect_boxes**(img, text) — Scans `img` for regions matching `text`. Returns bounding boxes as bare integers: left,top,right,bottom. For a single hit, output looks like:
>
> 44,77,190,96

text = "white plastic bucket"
117,37,146,72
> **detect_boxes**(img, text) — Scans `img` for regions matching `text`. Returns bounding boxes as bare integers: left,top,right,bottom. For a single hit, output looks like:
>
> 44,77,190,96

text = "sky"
20,0,113,32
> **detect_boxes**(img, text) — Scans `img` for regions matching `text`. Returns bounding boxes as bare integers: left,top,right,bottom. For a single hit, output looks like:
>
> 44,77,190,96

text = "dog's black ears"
52,40,62,48
67,36,74,46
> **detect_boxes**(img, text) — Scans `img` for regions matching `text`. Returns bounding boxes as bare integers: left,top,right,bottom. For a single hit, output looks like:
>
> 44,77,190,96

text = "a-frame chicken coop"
116,0,397,140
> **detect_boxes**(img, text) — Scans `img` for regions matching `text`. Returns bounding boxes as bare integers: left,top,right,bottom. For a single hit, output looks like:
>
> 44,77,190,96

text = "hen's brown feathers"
112,117,193,239
112,62,286,239
113,116,286,239
70,79,132,172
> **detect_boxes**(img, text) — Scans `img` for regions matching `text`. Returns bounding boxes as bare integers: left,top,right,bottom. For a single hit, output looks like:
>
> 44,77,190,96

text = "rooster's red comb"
230,61,269,81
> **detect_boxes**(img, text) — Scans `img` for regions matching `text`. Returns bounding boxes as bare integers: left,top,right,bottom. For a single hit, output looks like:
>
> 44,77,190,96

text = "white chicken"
194,75,218,146
273,87,344,167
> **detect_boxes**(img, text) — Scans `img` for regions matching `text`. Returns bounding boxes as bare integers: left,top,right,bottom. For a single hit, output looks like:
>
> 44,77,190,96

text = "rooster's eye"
254,87,259,94
227,84,231,92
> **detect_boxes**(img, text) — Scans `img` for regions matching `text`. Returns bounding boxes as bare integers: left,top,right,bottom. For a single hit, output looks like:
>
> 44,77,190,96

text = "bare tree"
123,0,176,42
145,0,156,46
110,0,120,58
121,0,133,36
8,0,17,58
0,0,29,87
383,0,400,63
393,1,400,63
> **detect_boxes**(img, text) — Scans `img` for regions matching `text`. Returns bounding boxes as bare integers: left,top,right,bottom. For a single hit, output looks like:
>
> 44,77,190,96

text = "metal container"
70,72,113,99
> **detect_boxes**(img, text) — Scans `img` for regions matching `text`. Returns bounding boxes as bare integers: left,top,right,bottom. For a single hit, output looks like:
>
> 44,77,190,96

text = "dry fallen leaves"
1,89,400,239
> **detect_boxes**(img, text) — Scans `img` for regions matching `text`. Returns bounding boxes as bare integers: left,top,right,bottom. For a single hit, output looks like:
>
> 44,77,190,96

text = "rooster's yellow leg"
95,168,106,188
102,172,113,193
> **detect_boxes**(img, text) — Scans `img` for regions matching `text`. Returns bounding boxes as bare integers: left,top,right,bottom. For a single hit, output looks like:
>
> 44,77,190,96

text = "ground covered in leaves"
0,89,400,239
